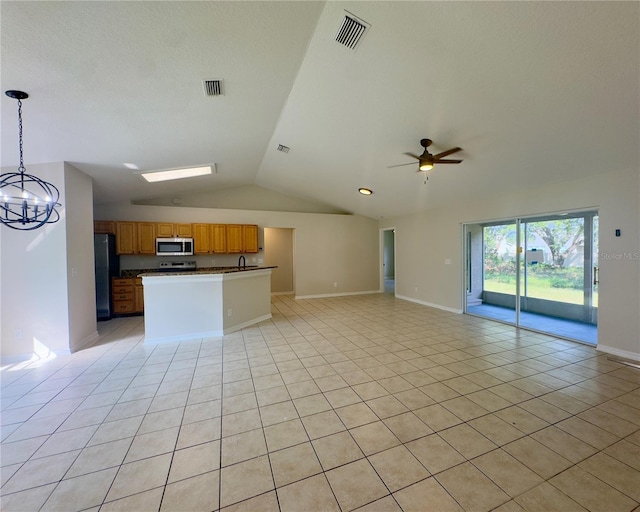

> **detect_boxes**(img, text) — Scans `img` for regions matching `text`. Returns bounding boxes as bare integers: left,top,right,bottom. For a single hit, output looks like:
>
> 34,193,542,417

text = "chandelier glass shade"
1,90,61,231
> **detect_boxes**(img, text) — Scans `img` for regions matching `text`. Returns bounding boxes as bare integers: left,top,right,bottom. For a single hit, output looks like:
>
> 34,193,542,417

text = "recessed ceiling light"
140,166,212,183
359,187,373,195
123,162,139,170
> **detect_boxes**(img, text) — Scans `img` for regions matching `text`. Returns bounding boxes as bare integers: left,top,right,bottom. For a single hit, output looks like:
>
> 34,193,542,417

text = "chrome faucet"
238,255,246,269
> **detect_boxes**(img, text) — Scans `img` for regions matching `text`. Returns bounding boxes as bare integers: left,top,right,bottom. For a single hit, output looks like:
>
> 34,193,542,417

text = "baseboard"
145,330,223,344
395,294,463,314
295,290,380,300
224,314,272,335
596,344,640,364
271,291,294,296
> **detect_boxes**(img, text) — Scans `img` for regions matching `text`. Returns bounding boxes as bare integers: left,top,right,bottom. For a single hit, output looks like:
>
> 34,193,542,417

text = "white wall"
94,203,380,298
380,167,640,361
1,162,97,363
64,163,99,352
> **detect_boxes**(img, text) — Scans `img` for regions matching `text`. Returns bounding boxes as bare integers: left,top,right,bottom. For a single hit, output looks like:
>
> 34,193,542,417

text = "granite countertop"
128,266,276,278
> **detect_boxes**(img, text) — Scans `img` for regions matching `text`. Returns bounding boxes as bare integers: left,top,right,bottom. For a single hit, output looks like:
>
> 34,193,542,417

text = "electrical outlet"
227,308,232,317
333,282,338,287
415,287,418,293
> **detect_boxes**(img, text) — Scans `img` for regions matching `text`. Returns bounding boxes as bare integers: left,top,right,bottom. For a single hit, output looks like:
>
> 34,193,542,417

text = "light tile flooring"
1,293,640,512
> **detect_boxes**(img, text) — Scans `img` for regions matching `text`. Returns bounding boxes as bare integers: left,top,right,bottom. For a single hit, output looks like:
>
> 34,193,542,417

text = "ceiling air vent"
203,79,224,97
335,12,369,50
276,144,290,153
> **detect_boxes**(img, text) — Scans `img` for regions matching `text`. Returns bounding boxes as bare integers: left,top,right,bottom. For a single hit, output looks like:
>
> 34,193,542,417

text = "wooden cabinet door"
175,223,192,237
94,220,115,234
116,222,137,254
242,225,259,253
156,222,174,238
226,225,243,253
192,223,211,253
134,279,144,313
137,222,156,254
211,224,227,253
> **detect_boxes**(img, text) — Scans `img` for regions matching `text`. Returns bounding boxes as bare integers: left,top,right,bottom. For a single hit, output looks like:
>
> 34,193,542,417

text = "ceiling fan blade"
434,159,463,164
387,162,418,168
403,152,421,160
433,147,462,159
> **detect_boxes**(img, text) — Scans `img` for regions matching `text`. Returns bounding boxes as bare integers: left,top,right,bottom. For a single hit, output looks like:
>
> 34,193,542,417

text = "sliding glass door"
464,211,598,344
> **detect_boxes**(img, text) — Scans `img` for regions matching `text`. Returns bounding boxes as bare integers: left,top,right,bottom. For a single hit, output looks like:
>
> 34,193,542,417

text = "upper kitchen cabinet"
211,224,227,253
242,225,259,253
176,224,193,237
157,222,192,238
94,220,116,234
227,224,259,253
116,222,137,254
226,225,243,253
192,223,211,254
137,222,156,254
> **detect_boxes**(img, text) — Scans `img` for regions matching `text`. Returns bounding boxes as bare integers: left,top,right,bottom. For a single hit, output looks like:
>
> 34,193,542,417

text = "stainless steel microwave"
156,238,194,256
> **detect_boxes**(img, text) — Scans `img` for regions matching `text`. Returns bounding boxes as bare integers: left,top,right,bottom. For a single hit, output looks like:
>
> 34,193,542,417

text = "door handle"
593,266,599,285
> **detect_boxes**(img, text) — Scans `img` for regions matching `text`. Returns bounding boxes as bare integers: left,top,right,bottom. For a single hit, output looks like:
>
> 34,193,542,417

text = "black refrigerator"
94,233,119,320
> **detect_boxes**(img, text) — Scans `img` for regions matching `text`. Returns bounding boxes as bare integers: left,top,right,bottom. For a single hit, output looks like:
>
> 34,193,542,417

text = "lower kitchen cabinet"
113,277,144,315
134,278,144,313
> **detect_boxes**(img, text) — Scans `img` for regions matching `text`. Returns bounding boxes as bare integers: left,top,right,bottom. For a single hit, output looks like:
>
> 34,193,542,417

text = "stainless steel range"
158,261,196,272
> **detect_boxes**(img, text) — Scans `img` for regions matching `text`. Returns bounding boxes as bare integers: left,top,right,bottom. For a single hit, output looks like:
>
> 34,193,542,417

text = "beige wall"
264,227,294,293
94,203,381,298
380,167,640,361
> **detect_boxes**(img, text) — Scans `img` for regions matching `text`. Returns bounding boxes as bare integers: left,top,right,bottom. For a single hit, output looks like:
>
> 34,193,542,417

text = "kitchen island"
140,267,274,343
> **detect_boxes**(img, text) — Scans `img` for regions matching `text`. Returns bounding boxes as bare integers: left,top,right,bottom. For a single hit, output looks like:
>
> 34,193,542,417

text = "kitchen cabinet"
134,278,144,313
242,224,259,253
94,220,115,234
156,222,174,238
192,223,211,254
211,224,227,253
112,278,135,314
226,225,243,253
156,223,192,238
115,222,137,255
137,222,156,254
226,224,258,253
176,223,192,237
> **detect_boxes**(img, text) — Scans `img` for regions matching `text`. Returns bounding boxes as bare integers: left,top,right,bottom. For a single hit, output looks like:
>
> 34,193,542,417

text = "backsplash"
120,251,264,271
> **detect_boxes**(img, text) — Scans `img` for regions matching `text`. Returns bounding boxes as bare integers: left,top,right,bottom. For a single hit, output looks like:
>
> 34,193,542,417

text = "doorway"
464,211,598,344
381,228,395,294
264,228,294,294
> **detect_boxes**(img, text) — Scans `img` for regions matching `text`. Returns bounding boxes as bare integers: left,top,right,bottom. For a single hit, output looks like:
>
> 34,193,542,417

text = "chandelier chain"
17,98,25,173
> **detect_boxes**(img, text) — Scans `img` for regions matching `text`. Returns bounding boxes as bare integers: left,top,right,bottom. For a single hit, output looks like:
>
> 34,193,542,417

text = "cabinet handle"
593,266,599,285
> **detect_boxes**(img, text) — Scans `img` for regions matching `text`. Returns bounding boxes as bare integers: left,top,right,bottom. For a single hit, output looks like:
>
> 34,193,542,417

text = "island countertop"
124,266,277,279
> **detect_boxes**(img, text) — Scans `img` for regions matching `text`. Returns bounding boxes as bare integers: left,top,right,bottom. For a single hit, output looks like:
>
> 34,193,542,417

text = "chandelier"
1,90,61,230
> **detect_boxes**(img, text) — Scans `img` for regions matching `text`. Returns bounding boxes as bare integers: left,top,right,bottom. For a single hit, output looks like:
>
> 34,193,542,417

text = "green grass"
485,277,598,306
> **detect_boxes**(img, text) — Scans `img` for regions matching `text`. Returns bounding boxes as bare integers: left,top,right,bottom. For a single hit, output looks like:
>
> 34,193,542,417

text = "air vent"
276,144,290,153
203,79,224,96
335,12,369,50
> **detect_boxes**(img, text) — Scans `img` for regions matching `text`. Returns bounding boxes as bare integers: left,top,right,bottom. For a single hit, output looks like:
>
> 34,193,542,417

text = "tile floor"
1,293,639,512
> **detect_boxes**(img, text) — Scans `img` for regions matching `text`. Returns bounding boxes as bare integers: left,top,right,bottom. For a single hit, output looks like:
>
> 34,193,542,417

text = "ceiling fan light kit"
389,138,463,174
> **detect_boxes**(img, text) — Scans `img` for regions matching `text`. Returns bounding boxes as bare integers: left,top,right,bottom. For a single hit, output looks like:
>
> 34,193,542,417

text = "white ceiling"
1,1,638,219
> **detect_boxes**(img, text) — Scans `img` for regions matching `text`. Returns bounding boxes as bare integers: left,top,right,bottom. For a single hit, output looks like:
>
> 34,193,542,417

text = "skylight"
140,166,213,183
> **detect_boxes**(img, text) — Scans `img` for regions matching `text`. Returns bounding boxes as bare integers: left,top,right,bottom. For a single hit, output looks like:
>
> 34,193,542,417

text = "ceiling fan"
389,138,463,172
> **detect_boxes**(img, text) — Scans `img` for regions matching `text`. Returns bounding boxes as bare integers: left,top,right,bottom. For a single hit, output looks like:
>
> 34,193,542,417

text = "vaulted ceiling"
1,1,638,219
